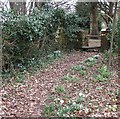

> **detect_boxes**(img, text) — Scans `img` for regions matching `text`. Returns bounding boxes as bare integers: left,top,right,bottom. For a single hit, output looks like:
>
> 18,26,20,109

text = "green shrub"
79,70,87,76
2,7,84,75
55,85,65,93
98,65,111,78
43,95,85,116
64,13,83,50
2,9,50,72
2,8,58,73
61,75,80,82
95,65,111,82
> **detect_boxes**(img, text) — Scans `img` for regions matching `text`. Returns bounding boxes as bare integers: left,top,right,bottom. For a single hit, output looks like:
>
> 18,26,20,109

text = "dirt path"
1,51,97,117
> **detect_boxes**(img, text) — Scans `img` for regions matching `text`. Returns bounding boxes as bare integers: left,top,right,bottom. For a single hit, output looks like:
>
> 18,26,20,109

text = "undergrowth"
2,51,62,84
42,53,117,116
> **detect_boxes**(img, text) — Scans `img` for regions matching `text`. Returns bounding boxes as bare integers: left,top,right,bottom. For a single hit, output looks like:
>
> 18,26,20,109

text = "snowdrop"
72,102,76,106
93,54,99,58
60,99,64,105
79,92,85,97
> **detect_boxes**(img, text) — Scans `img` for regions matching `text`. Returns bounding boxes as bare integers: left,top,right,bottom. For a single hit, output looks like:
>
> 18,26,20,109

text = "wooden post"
100,30,110,52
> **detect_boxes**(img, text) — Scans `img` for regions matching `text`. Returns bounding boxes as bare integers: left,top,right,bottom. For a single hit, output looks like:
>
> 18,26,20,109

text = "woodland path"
2,51,97,117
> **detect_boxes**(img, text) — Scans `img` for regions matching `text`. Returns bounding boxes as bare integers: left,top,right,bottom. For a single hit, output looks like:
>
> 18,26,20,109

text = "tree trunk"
9,2,17,13
107,2,114,25
109,2,118,66
90,2,99,35
35,2,44,9
98,2,114,27
21,2,26,14
108,2,114,18
9,1,26,15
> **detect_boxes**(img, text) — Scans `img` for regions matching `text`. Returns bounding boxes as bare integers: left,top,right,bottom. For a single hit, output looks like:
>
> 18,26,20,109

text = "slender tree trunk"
108,2,114,18
21,2,26,14
9,1,26,15
109,2,118,66
9,2,15,9
107,2,114,25
90,2,99,35
35,2,44,9
9,2,17,13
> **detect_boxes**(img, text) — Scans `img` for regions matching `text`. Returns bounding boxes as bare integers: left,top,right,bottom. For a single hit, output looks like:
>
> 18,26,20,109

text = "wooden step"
82,46,100,49
89,39,101,47
86,34,100,39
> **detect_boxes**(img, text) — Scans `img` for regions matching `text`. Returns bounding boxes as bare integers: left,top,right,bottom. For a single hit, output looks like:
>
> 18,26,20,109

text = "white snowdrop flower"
60,99,64,105
57,112,59,115
72,102,76,105
79,92,85,97
79,92,83,96
68,100,71,103
54,98,60,101
79,104,83,109
85,108,89,114
93,55,99,59
113,105,117,108
66,114,69,117
80,61,84,64
57,98,60,100
89,57,94,61
66,106,69,109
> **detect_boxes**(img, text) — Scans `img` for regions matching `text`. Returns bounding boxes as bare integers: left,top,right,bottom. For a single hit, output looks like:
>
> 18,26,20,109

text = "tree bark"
109,2,118,66
21,2,26,14
9,1,26,15
98,2,114,26
9,2,17,13
108,2,114,18
90,2,99,35
35,2,44,9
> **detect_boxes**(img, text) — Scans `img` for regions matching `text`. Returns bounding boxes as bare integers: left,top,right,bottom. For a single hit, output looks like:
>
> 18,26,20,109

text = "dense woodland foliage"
1,1,120,76
1,1,119,118
2,6,88,74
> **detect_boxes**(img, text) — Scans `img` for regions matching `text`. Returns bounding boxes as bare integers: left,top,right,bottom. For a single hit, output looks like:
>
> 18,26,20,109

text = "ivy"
2,7,85,73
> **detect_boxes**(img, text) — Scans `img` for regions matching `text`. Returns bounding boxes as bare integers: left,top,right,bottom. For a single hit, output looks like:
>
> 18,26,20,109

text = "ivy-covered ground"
1,51,119,117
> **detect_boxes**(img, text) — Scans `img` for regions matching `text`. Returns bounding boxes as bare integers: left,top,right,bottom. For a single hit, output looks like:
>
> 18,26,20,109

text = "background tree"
35,2,45,9
98,1,114,27
9,1,26,15
90,2,99,35
109,2,118,66
76,2,99,35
